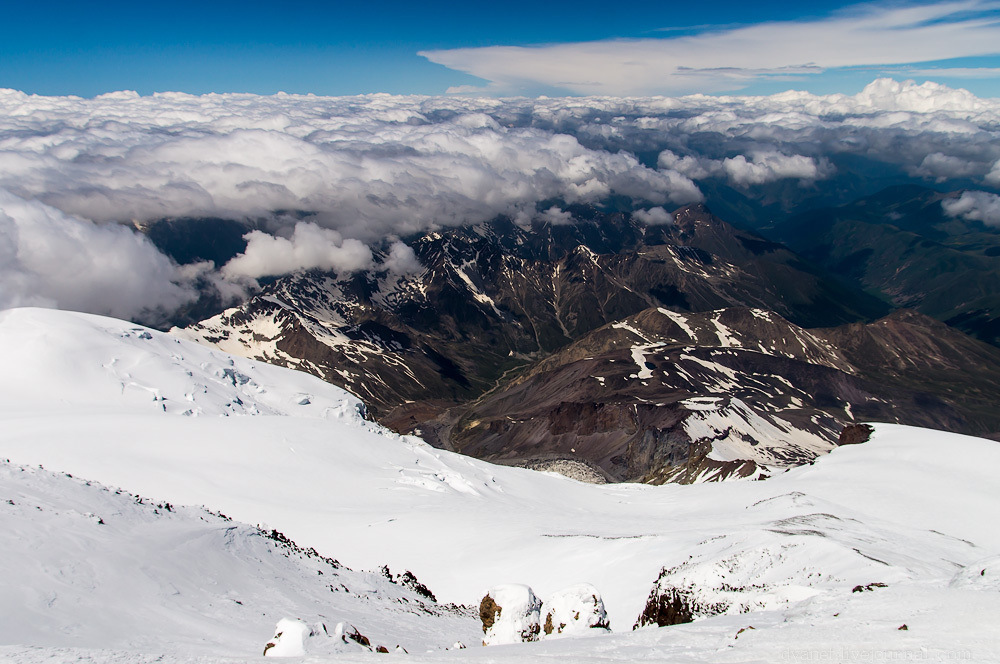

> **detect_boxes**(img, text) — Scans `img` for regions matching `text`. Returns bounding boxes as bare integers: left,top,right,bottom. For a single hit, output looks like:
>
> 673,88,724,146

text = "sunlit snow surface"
1,308,998,662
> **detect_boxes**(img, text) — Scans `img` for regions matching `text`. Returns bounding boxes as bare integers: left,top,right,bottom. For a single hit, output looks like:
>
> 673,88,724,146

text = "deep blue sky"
2,0,999,97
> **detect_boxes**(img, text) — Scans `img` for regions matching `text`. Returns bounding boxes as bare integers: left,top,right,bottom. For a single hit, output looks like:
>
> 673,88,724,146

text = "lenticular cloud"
0,78,999,322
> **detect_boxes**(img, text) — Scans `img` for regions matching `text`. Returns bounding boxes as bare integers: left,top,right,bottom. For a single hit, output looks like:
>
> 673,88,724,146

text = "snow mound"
480,584,542,646
263,618,328,657
541,584,611,638
262,619,380,657
950,556,1000,592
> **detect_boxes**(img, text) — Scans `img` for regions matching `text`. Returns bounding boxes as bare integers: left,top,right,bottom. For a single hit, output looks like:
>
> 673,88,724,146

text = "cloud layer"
0,91,701,241
1,77,999,321
421,1,1000,96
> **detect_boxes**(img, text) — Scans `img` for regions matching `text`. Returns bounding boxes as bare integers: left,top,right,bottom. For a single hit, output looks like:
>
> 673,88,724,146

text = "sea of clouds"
1,78,999,323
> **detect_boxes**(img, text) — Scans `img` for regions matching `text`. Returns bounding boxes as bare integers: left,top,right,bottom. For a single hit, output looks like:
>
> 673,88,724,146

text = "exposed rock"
380,565,437,602
178,203,1000,484
851,582,887,593
839,424,875,446
518,459,609,484
634,586,698,629
341,625,371,649
479,595,501,633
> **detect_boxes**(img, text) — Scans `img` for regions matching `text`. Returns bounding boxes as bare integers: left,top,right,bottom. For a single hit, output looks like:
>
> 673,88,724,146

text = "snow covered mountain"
173,205,887,419
1,307,999,662
170,204,1000,483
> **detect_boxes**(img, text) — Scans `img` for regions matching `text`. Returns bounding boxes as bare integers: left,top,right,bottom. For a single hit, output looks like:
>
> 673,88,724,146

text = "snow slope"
1,307,998,661
0,306,372,421
0,460,478,656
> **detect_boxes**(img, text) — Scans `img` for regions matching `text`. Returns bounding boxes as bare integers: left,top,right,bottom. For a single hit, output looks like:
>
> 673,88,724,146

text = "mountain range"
160,186,1000,482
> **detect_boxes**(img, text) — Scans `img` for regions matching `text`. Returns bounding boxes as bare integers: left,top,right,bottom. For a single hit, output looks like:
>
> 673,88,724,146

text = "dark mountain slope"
770,185,1000,345
411,307,1000,483
179,205,887,415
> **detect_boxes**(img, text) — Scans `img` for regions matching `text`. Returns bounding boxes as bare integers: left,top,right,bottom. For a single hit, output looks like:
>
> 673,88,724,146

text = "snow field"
0,308,998,661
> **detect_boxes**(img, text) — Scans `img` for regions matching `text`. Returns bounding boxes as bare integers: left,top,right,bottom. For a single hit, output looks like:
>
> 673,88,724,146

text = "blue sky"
2,0,999,97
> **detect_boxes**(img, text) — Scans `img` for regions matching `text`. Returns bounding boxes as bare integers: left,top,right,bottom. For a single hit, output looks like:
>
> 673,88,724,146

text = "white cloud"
986,160,1000,187
222,222,374,280
850,76,993,114
540,206,574,225
381,241,423,275
914,152,987,181
0,91,701,242
633,207,674,225
723,153,834,187
659,149,833,187
1,78,1000,319
657,150,723,181
420,1,1000,96
942,190,1000,226
903,67,1000,79
0,190,195,323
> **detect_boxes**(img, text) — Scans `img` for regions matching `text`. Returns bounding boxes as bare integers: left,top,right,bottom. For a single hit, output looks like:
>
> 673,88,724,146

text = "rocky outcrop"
441,306,1000,483
838,424,874,446
634,587,700,628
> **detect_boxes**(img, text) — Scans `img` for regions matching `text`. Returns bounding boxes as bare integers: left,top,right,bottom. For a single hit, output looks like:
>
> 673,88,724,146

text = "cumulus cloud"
0,189,195,323
942,190,1000,226
722,153,834,187
381,241,423,275
633,207,674,225
540,206,574,225
421,0,1000,96
222,222,374,279
986,161,1000,187
657,151,723,181
3,79,997,243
